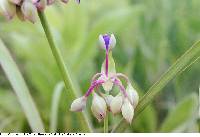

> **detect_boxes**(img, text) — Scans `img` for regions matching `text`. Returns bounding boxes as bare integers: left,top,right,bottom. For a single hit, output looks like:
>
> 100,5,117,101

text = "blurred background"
0,0,199,133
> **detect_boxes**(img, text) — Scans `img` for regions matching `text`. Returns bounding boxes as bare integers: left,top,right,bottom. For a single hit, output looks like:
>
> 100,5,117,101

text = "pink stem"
105,50,109,77
113,78,128,97
84,80,105,97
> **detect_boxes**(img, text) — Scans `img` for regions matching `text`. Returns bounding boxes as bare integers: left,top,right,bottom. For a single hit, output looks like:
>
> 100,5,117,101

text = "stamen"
105,50,109,77
84,80,105,97
115,73,130,83
113,78,128,97
91,73,102,83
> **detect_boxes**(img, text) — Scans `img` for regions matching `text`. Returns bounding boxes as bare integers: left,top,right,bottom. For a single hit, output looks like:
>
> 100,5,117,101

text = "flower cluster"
70,34,139,124
0,0,80,23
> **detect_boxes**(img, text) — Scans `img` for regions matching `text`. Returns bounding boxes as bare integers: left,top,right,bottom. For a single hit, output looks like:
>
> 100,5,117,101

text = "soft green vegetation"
0,0,200,133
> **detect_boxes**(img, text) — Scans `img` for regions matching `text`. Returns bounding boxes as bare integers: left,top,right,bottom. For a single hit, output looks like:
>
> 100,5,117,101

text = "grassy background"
0,0,199,132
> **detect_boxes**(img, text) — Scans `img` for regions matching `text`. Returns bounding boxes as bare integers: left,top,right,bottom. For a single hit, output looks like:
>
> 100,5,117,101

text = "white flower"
121,98,134,124
70,96,87,112
126,83,139,108
0,0,16,20
91,93,107,122
21,0,37,23
110,93,123,114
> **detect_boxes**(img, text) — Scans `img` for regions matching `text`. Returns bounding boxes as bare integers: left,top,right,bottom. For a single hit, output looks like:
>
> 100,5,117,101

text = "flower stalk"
38,11,92,132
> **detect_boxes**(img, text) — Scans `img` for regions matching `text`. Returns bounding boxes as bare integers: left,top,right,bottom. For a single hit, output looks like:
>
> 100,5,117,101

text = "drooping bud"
70,96,87,112
126,83,139,108
110,93,123,114
0,0,16,20
8,0,21,5
91,93,107,122
21,0,37,23
35,0,46,11
121,98,134,124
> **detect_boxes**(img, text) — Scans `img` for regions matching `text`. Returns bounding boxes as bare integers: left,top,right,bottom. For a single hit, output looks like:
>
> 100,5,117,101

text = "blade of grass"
50,82,64,132
0,39,45,132
38,11,92,132
112,40,200,132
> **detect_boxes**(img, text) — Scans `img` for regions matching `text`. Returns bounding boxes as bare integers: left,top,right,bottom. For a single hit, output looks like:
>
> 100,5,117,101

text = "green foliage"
160,93,198,132
0,0,200,133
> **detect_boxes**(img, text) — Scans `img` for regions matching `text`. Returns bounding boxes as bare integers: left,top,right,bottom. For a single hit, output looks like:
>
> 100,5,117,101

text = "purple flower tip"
103,34,110,50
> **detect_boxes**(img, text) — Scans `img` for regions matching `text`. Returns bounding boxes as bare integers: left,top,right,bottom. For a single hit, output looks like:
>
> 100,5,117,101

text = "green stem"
38,11,92,132
104,92,109,133
104,111,109,133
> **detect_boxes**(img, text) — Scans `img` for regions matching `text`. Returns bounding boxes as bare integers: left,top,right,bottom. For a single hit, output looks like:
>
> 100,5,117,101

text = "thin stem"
104,92,109,133
38,11,92,132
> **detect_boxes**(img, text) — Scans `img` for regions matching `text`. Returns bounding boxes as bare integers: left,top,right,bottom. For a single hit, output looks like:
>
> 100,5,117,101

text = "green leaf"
112,40,200,132
0,39,45,132
50,82,64,132
160,93,198,132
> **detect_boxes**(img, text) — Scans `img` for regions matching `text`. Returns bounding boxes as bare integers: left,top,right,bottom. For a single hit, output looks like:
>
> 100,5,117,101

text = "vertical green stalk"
104,92,109,133
38,11,92,132
104,111,109,133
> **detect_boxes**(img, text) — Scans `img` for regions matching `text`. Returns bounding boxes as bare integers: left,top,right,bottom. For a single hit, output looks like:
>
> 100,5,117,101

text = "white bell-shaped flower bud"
102,94,114,107
8,0,21,5
0,0,16,20
126,83,139,108
121,98,134,124
110,93,123,114
70,96,87,112
91,93,107,122
21,0,37,23
109,34,116,49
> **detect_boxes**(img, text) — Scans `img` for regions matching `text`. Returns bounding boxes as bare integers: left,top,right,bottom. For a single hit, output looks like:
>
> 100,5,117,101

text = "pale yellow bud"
0,0,16,20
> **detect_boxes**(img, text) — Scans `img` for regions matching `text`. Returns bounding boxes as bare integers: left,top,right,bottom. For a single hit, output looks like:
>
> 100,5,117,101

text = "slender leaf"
50,82,64,132
112,40,200,132
0,39,45,132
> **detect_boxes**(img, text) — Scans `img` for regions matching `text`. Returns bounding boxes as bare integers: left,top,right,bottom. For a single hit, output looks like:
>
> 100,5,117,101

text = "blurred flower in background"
0,0,80,23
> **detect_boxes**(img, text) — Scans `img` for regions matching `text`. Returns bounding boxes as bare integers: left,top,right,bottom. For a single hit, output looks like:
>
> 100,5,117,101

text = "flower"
70,33,139,124
21,0,37,23
0,0,16,20
91,93,107,122
121,98,134,124
70,96,87,111
110,93,123,114
0,0,81,23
